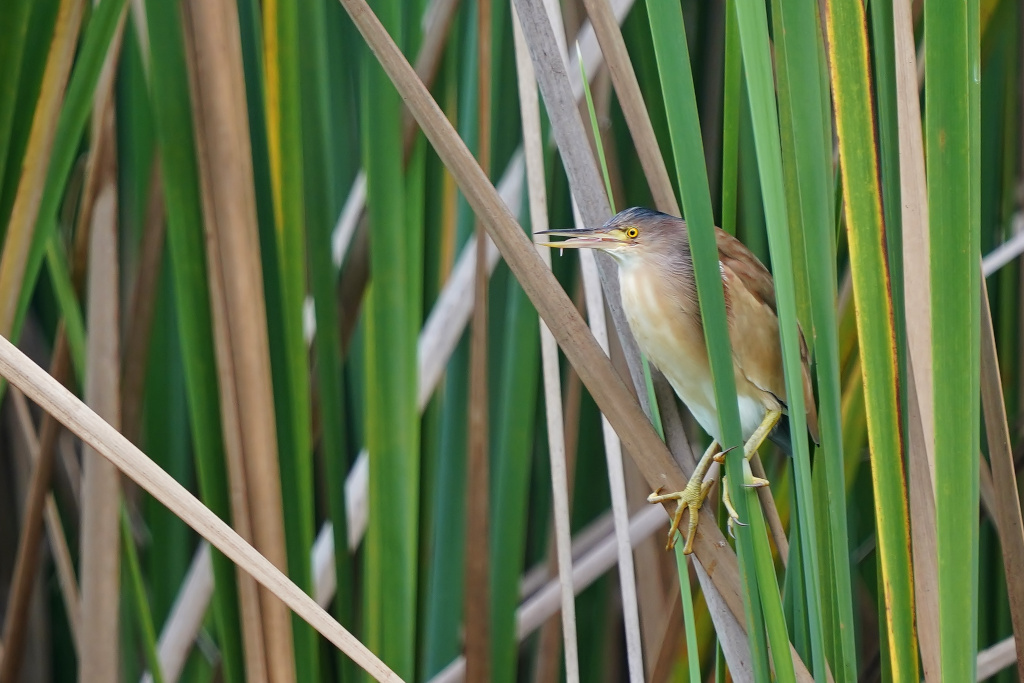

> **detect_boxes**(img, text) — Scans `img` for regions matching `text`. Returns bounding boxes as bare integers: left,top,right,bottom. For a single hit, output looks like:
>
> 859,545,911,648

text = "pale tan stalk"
892,0,940,676
182,0,296,678
79,129,123,683
513,7,580,681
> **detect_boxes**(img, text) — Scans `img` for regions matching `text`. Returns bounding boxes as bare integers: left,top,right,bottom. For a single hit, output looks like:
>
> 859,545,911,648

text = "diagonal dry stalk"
979,275,1024,681
0,334,403,682
147,157,513,682
339,0,685,587
336,1,815,679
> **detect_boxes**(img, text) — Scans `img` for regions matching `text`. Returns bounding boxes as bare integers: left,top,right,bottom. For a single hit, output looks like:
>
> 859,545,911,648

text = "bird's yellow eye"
625,227,639,239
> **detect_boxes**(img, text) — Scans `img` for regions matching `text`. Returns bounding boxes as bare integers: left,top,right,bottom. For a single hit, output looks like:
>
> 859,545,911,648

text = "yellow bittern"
538,207,818,554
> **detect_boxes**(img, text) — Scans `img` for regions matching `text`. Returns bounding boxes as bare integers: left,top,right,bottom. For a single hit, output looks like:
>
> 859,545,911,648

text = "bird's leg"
647,441,722,554
743,408,782,461
713,408,781,469
713,409,780,532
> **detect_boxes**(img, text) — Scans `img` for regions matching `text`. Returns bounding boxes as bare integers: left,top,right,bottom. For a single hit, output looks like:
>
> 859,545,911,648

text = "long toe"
648,488,685,504
665,500,687,550
721,477,747,532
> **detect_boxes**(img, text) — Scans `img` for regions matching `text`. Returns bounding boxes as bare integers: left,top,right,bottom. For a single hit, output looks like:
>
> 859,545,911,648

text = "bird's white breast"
618,265,767,443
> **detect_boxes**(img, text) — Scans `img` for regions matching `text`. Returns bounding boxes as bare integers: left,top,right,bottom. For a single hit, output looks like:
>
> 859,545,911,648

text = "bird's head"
535,207,688,271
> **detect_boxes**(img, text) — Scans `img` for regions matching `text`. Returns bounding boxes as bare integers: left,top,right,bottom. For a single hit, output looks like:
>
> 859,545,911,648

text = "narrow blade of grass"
297,0,355,677
928,0,982,679
720,0,740,238
825,0,919,678
0,0,33,196
512,0,652,412
263,0,317,675
578,0,678,216
361,0,419,676
122,507,165,683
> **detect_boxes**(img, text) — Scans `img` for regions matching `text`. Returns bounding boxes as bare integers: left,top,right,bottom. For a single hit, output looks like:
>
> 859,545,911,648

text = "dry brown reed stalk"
464,0,494,677
181,0,297,677
980,277,1024,679
79,118,124,683
0,334,403,682
336,1,816,679
892,0,941,677
513,9,572,681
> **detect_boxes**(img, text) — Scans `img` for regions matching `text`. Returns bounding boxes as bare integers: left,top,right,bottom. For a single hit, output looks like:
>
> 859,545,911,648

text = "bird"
537,206,818,554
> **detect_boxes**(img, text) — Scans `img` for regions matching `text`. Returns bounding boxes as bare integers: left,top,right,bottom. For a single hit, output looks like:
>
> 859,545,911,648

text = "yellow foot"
718,447,771,537
721,477,747,538
647,442,726,554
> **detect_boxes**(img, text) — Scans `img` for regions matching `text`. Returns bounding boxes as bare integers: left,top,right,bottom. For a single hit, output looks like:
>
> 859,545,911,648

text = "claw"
712,444,740,464
721,475,748,537
726,515,749,540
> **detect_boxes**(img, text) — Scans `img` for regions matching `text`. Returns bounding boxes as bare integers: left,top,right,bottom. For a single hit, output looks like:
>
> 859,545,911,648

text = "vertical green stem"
927,0,981,678
362,1,418,677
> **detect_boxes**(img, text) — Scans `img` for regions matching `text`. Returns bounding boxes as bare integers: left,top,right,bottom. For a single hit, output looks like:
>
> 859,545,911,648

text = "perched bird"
538,207,818,554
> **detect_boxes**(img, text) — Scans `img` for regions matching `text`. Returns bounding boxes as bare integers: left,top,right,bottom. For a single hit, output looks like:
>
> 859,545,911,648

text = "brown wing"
716,228,820,444
716,228,776,311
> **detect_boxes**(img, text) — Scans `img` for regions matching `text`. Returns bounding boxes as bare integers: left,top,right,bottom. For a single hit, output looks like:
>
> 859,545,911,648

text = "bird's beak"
533,227,623,250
